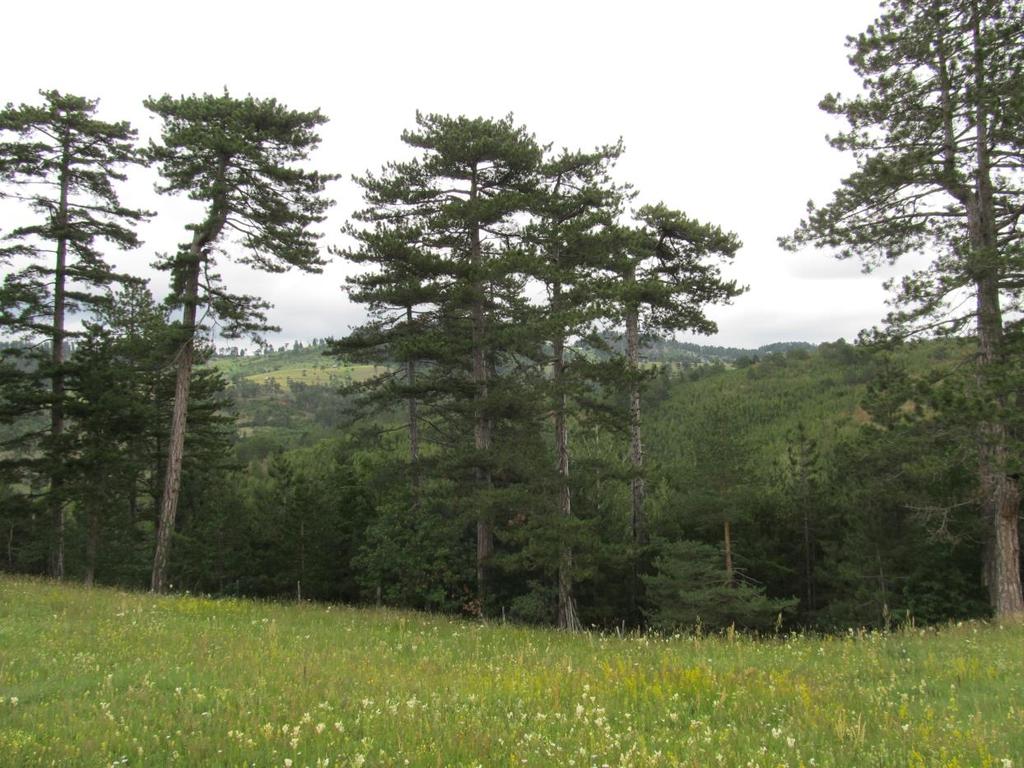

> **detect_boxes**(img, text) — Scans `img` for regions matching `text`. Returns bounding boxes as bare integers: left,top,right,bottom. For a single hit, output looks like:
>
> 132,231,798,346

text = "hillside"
2,336,983,628
202,344,382,452
209,343,381,387
201,338,808,452
2,576,1021,767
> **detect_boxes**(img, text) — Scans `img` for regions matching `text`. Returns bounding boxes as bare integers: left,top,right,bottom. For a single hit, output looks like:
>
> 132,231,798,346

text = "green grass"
207,347,338,379
1,577,1022,767
243,364,382,389
204,348,382,392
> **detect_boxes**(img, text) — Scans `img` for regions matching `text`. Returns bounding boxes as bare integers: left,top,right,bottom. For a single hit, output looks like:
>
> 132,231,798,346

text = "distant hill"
578,333,818,364
201,335,938,462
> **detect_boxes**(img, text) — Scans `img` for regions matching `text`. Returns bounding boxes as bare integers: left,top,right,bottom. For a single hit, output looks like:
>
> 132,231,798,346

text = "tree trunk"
469,169,493,609
48,139,71,581
803,505,815,612
84,506,98,587
406,305,420,503
129,481,139,524
876,544,889,625
151,159,228,594
723,519,734,586
299,516,306,601
553,323,581,631
151,254,199,593
975,275,1022,616
625,299,646,624
625,304,646,545
968,10,1023,617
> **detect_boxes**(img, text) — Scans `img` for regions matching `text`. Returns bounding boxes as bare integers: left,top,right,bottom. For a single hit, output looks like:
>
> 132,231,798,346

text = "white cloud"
2,0,892,348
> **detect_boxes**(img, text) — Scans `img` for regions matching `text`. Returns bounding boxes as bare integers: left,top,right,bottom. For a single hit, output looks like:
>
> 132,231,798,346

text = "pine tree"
604,205,743,615
0,90,148,579
328,217,444,505
144,92,334,593
333,112,542,608
782,0,1024,617
784,422,823,616
525,143,626,630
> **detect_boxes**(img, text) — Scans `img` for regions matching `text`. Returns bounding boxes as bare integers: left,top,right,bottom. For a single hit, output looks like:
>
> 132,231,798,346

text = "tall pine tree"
145,92,334,593
783,0,1024,617
526,143,626,629
605,205,743,614
334,113,542,608
0,90,148,578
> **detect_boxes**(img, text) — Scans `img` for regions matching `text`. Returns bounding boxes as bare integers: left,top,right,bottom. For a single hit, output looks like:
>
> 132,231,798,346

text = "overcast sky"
2,0,907,349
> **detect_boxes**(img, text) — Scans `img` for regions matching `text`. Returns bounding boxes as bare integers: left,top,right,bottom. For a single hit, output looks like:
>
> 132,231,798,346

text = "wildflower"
786,736,796,748
284,760,293,768
316,722,326,734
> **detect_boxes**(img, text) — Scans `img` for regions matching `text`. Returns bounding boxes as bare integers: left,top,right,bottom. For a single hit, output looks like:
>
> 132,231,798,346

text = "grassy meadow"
242,364,382,390
1,576,1022,767
208,353,382,392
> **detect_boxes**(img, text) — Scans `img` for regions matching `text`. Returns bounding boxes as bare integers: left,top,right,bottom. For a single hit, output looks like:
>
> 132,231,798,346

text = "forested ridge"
0,333,992,630
2,0,1023,630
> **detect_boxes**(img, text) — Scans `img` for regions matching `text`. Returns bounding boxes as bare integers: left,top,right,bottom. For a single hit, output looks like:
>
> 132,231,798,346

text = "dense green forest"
2,0,1022,630
0,333,994,630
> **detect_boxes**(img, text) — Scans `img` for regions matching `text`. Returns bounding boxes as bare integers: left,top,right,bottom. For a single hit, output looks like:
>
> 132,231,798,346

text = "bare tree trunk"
469,170,492,609
553,325,581,631
151,256,198,593
151,160,228,594
968,9,1023,617
876,544,889,625
48,140,71,581
406,305,420,504
978,407,1024,616
299,517,305,601
625,304,646,545
84,507,98,587
723,519,733,586
129,481,139,524
975,274,1023,616
803,506,814,612
625,300,646,624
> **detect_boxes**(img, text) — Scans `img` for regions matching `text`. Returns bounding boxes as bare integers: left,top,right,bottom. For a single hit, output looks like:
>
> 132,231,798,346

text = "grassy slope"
207,347,381,392
647,340,971,478
1,577,1021,767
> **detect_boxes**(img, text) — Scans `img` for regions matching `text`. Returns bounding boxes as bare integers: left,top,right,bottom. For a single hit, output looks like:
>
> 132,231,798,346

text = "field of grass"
243,364,382,389
205,346,383,391
1,577,1022,767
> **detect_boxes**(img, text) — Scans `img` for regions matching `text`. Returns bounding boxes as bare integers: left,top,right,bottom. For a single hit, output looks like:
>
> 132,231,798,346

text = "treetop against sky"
2,0,916,347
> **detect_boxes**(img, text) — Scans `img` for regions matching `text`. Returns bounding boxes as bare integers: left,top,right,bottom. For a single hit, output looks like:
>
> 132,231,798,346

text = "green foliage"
145,91,337,339
606,205,744,338
645,540,795,631
783,0,1024,616
0,91,148,572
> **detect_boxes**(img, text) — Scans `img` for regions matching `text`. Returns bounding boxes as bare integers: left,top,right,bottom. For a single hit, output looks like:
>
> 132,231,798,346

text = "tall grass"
1,576,1021,767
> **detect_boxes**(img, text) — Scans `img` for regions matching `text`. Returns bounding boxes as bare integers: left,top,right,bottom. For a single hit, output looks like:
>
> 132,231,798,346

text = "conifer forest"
3,0,1024,637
